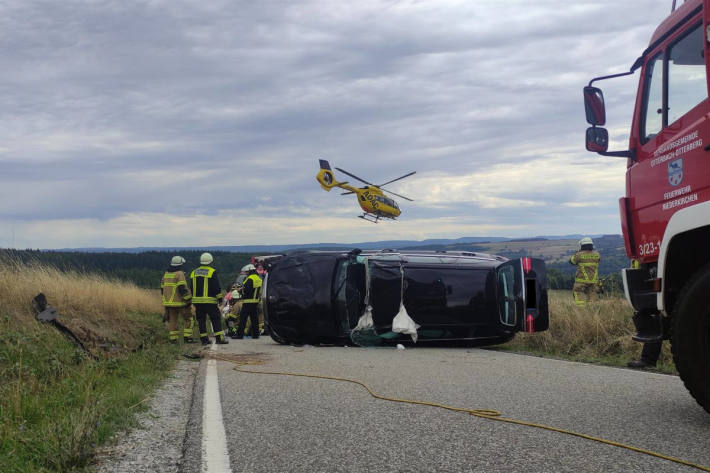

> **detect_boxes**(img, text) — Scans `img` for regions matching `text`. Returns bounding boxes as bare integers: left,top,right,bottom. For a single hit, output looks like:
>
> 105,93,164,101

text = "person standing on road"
160,256,196,344
235,264,262,339
628,338,662,369
628,258,664,369
190,252,228,345
225,288,242,338
570,237,601,306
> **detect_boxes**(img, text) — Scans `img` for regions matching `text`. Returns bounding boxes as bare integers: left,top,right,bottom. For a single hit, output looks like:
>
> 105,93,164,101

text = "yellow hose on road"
208,353,710,472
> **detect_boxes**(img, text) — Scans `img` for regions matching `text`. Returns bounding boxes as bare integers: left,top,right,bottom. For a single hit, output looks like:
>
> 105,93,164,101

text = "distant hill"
396,234,628,291
52,234,613,254
49,234,629,277
4,234,627,292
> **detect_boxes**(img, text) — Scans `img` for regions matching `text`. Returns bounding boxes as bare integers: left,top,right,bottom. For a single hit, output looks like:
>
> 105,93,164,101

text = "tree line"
2,239,630,294
1,249,255,290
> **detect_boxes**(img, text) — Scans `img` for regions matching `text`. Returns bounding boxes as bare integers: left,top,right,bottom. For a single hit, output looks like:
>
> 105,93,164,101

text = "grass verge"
0,257,184,473
499,290,676,374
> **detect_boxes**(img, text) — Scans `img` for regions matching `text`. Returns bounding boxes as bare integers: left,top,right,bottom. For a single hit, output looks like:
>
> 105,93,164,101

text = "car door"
495,257,549,333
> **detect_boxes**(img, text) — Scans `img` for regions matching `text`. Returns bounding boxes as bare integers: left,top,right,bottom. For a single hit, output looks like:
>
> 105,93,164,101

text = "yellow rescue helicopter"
316,159,415,223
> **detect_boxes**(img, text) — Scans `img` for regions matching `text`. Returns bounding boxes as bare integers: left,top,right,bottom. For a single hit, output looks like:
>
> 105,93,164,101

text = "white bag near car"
391,265,419,342
392,302,419,342
354,305,374,331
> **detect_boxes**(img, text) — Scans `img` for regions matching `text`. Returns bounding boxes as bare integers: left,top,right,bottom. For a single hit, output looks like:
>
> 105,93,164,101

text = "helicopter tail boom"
316,159,356,192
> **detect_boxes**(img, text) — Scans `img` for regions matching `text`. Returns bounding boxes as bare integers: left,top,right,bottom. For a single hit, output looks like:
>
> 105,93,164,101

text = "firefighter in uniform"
570,237,601,306
628,259,663,369
160,256,196,343
235,264,262,339
190,252,228,345
225,288,242,338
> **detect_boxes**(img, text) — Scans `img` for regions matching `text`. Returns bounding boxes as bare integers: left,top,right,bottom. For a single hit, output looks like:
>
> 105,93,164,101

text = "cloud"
0,0,673,248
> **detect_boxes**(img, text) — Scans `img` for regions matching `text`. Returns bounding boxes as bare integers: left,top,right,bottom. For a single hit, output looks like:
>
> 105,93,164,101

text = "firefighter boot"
627,359,655,369
216,333,229,345
200,336,210,346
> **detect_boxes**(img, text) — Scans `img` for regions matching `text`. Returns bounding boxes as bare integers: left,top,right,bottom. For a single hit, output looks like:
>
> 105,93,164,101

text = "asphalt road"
180,338,710,473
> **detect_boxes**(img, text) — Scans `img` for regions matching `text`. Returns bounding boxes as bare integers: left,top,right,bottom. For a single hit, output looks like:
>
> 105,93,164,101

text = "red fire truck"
583,0,709,413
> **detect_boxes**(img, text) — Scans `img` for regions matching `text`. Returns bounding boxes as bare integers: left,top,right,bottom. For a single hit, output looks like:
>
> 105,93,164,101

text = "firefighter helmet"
170,256,186,266
242,263,256,272
579,237,594,248
200,252,214,265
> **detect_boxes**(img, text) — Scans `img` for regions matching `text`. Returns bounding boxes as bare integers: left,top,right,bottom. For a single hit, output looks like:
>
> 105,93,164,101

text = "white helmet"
200,252,214,265
231,289,241,299
170,256,186,266
241,263,256,272
579,237,594,248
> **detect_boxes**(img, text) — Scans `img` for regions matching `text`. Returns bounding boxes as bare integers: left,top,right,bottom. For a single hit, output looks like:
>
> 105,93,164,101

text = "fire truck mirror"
583,86,606,126
585,126,609,153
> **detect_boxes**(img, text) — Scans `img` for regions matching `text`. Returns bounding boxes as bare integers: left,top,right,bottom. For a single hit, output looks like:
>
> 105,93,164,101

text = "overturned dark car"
263,249,549,347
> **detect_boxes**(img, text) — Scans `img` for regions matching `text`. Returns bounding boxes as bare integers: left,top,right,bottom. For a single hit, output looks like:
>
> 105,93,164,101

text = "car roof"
283,249,507,265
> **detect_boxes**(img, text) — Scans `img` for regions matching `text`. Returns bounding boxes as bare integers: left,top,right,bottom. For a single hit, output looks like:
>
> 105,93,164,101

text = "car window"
642,53,663,143
497,264,516,326
235,274,247,286
668,23,707,125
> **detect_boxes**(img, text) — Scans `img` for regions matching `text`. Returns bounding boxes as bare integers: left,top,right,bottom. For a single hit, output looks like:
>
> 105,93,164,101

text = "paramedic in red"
235,264,262,339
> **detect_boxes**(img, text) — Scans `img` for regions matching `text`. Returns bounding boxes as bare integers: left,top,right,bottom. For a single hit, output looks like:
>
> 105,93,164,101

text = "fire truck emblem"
668,158,683,186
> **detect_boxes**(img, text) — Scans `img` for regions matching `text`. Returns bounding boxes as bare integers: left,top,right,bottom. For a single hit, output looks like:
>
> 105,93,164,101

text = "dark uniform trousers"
194,303,223,339
641,339,662,365
236,303,259,339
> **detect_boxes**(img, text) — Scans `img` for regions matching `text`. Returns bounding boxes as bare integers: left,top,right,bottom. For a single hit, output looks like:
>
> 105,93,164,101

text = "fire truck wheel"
671,266,710,415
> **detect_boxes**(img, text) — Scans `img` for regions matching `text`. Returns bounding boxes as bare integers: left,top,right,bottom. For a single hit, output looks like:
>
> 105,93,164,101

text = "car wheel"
269,326,290,345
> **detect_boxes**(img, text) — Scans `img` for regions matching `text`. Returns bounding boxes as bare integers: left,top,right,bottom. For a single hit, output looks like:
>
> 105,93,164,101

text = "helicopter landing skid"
358,213,380,223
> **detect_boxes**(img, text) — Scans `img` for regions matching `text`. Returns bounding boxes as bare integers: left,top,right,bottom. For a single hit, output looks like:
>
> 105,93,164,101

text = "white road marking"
202,342,232,473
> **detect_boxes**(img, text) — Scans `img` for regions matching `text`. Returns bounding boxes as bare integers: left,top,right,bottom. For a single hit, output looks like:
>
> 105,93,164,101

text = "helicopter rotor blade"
334,167,377,187
382,188,413,202
341,191,355,195
378,171,416,187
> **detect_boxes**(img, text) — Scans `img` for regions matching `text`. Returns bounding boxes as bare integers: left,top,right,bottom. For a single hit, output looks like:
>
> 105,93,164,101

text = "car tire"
671,265,710,415
269,326,290,345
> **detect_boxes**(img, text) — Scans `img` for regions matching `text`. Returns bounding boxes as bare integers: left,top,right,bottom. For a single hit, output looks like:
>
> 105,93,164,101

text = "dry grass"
0,253,161,319
0,254,163,353
0,256,174,473
505,290,675,373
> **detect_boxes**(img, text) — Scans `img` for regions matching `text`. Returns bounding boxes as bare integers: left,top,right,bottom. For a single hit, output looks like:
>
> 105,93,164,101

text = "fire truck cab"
583,0,710,413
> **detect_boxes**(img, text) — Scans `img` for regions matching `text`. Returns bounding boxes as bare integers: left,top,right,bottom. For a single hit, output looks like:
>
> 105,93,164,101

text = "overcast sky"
0,0,674,249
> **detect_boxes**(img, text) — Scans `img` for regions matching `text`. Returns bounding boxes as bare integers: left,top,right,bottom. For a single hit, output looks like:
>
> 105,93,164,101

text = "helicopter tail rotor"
316,159,341,191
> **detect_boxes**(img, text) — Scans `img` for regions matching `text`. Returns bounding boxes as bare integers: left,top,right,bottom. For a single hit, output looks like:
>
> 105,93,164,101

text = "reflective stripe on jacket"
242,274,263,304
161,270,192,307
190,265,224,304
570,250,600,284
